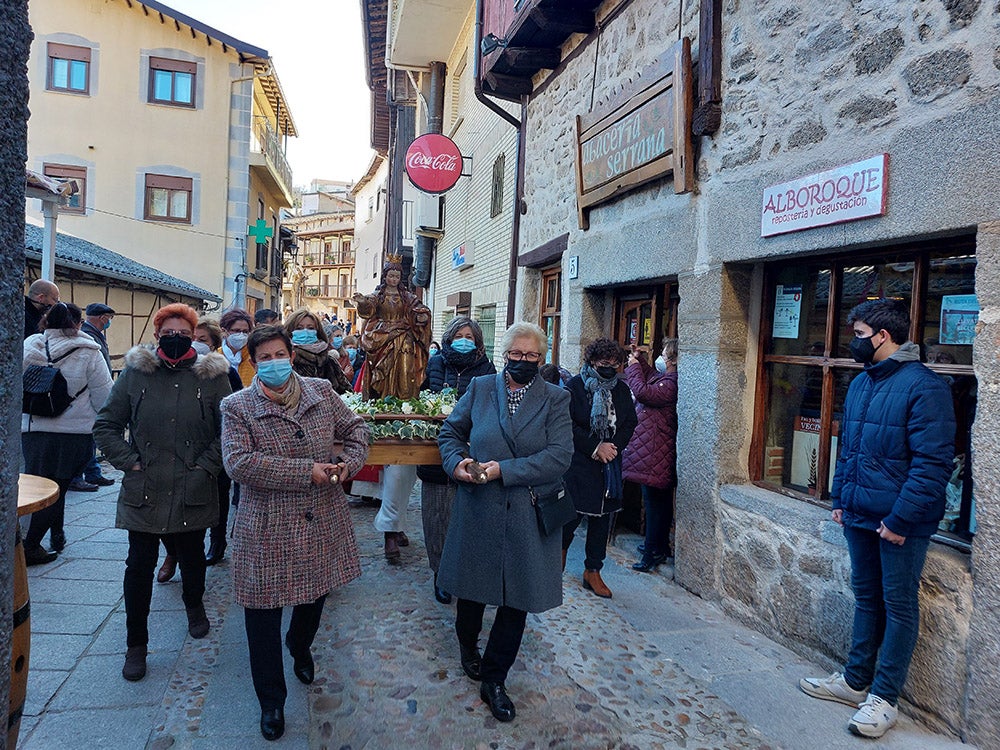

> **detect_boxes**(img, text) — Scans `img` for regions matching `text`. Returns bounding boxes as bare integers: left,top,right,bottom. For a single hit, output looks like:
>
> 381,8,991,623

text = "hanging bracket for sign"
574,37,694,230
461,155,473,178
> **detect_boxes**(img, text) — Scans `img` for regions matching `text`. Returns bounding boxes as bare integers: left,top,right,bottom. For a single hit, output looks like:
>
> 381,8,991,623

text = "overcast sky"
164,0,374,189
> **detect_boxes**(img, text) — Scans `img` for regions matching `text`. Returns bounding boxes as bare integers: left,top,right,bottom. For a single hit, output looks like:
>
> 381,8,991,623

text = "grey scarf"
580,362,617,440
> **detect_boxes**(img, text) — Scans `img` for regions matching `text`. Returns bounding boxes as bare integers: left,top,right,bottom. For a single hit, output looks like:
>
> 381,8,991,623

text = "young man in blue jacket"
799,298,955,738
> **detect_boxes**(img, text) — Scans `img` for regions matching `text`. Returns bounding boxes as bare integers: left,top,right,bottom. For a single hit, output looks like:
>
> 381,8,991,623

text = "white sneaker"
849,694,898,738
798,672,868,707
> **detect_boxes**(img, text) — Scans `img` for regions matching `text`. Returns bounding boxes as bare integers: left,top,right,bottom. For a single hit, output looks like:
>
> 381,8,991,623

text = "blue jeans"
842,524,931,705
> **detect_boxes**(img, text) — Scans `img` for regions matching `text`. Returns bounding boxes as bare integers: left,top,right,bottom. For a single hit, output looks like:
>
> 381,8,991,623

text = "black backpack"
22,340,88,419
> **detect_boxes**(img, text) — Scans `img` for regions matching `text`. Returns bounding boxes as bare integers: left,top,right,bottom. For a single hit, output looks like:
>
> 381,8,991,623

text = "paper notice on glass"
939,294,978,345
773,284,803,339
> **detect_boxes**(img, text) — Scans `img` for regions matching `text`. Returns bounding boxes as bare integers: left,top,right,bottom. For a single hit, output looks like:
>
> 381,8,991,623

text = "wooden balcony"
481,0,603,100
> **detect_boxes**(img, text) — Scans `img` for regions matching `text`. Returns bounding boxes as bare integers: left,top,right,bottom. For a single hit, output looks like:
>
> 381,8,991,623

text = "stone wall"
0,2,31,744
718,485,974,736
515,0,1000,742
966,221,1000,742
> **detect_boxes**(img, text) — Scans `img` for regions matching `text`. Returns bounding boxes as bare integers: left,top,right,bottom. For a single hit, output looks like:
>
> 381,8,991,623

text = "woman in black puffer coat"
418,316,496,604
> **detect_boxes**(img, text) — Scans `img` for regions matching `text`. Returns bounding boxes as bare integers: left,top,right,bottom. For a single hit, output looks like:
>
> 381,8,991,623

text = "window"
144,174,192,223
43,163,86,214
367,196,374,221
490,153,506,218
477,305,497,362
47,43,90,94
750,237,978,547
539,266,561,366
148,57,195,107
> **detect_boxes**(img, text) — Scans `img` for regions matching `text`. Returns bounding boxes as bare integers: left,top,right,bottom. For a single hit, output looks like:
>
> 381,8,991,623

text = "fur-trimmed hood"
124,344,231,380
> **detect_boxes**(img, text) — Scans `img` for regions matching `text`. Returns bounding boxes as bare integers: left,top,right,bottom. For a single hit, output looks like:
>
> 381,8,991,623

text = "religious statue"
352,254,432,400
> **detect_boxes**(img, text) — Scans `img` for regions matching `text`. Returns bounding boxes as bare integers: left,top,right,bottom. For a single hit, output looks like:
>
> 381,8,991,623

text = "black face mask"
849,333,884,364
505,360,538,385
159,334,192,360
596,365,618,379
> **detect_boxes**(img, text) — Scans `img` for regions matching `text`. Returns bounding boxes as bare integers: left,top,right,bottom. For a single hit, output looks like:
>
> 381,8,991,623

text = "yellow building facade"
25,0,295,310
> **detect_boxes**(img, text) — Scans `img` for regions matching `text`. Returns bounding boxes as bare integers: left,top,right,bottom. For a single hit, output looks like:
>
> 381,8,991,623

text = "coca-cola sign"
404,134,463,194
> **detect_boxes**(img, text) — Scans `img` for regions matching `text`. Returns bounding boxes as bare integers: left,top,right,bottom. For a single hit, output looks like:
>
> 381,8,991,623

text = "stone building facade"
508,0,1000,743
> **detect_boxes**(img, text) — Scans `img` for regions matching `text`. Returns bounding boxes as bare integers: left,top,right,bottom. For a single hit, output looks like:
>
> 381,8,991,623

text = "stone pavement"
17,469,973,749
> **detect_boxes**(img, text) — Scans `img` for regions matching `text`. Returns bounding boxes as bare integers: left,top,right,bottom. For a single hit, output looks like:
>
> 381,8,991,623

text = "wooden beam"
500,46,561,74
692,0,722,136
485,71,533,96
530,7,593,36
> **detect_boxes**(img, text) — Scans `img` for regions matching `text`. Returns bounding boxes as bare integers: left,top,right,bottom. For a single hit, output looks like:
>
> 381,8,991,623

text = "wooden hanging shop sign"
574,37,694,230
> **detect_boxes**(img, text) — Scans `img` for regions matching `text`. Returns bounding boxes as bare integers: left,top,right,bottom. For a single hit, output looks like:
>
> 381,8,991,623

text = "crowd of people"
21,277,949,741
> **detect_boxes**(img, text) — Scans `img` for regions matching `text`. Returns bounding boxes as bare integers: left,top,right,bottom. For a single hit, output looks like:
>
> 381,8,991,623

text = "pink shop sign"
761,154,888,237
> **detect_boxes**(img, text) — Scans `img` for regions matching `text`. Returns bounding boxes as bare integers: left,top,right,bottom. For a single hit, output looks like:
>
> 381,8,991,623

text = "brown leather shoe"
384,532,401,564
156,555,177,583
583,569,612,599
396,531,410,547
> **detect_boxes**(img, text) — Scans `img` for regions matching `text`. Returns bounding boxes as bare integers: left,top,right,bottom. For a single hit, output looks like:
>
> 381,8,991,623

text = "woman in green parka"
94,303,232,683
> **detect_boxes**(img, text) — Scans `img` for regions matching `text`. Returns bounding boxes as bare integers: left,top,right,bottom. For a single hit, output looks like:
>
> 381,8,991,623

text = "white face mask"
227,332,249,350
655,356,668,373
191,341,211,355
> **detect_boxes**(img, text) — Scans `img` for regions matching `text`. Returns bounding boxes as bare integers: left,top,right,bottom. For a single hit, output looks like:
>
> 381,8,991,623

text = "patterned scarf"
257,373,302,413
580,362,617,440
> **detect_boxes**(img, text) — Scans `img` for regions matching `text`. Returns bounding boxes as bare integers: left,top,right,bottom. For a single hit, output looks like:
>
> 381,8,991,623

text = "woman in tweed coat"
221,325,369,741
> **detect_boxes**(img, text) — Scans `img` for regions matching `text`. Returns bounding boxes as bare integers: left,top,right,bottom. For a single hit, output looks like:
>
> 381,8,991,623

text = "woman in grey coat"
436,322,573,723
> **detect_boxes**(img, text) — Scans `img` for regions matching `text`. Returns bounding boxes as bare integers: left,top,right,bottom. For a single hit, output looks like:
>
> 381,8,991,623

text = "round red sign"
404,134,463,194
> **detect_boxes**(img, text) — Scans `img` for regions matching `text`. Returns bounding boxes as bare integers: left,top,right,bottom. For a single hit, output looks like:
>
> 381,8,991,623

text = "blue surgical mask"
347,347,358,364
451,338,476,354
655,356,667,373
256,358,293,387
332,336,344,348
103,320,111,331
291,329,318,346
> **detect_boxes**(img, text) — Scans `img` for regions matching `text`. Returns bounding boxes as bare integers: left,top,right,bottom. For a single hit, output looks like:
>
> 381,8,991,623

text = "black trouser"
455,598,528,684
24,478,69,550
244,594,327,711
642,483,675,557
124,529,207,647
208,473,232,548
561,512,612,571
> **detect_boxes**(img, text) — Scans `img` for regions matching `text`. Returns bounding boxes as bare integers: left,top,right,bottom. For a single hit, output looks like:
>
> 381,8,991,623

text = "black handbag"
530,486,577,536
493,381,576,535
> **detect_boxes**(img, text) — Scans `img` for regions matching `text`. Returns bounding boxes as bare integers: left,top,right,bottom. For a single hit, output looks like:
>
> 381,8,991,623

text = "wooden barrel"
8,528,30,750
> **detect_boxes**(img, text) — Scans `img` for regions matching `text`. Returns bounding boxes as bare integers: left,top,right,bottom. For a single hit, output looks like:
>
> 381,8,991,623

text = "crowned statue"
352,253,432,400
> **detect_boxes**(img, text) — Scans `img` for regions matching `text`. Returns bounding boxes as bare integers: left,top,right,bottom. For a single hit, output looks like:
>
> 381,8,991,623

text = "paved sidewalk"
18,469,973,749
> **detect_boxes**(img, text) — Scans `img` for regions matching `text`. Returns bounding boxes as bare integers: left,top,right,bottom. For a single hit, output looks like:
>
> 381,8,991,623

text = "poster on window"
773,284,803,339
939,294,978,345
790,415,839,494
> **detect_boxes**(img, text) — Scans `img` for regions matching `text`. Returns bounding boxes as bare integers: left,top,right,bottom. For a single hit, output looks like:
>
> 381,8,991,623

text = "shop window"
540,266,561,366
750,237,978,547
490,153,506,218
47,43,90,94
148,56,195,107
144,174,192,223
477,305,497,361
43,163,86,214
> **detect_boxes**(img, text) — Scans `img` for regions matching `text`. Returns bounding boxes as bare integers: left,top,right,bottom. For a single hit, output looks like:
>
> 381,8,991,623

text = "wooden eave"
482,0,602,100
360,0,390,154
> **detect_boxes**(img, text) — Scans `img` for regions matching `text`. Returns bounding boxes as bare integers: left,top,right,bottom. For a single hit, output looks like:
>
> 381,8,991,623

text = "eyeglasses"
506,350,542,362
594,359,619,367
160,329,192,337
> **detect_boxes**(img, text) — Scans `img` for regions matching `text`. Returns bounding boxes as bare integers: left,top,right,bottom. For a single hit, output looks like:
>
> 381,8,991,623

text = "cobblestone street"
17,471,973,749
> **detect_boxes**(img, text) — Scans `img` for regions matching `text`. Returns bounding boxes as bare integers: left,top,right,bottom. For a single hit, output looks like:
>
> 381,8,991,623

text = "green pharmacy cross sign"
248,219,274,244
